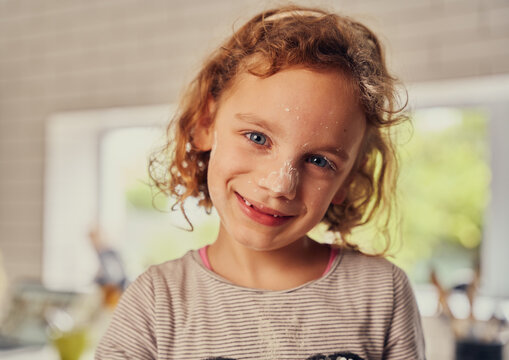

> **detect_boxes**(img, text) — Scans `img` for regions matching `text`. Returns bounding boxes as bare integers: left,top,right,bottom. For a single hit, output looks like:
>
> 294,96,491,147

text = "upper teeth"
243,198,281,217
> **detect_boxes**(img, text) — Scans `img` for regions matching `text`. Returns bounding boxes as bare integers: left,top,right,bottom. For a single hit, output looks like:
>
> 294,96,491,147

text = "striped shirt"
95,248,425,360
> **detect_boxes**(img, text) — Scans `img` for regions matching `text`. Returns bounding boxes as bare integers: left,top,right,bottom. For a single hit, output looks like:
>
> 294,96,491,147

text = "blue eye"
307,155,329,168
246,132,266,145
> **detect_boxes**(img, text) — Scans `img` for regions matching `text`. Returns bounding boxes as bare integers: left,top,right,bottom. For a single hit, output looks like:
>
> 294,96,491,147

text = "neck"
207,234,331,290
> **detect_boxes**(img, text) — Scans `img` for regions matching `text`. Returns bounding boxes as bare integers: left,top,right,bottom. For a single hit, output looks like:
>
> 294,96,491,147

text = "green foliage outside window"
393,108,490,285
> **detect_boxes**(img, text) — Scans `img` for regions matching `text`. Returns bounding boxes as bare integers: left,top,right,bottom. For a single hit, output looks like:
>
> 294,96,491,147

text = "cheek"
208,141,252,181
306,184,333,213
303,181,340,214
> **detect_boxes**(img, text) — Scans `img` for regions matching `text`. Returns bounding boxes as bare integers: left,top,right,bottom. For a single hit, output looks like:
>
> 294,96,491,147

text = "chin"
233,231,300,252
235,237,276,252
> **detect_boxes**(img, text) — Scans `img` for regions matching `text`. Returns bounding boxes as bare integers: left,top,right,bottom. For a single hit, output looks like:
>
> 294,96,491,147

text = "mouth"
235,192,294,226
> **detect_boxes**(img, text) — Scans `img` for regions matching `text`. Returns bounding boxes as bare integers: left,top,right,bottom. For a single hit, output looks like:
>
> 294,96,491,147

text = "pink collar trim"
198,245,212,270
323,246,339,275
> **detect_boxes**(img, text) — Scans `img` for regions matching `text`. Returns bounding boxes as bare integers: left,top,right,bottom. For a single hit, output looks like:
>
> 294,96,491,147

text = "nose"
257,159,299,200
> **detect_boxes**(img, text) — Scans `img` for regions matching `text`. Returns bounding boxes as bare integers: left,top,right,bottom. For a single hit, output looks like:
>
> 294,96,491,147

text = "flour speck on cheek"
210,131,218,156
208,132,219,169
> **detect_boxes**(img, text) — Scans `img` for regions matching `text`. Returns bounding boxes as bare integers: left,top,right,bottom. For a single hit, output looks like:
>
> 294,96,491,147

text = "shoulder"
335,249,414,299
120,250,199,302
338,249,420,312
339,248,401,279
146,250,195,277
139,250,200,289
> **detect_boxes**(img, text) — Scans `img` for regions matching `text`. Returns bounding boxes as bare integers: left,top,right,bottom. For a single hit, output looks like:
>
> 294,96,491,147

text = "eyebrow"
235,112,350,162
235,113,278,132
319,146,350,162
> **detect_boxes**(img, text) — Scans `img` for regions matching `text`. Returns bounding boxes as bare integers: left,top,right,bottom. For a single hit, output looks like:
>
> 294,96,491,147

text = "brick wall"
0,0,508,283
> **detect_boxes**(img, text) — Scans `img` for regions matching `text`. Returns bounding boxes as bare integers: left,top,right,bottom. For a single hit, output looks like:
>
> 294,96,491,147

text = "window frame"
43,74,509,299
408,74,509,299
43,105,173,291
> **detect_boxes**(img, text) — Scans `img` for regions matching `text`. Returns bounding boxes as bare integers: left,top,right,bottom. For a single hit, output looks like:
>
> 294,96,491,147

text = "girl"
96,6,425,360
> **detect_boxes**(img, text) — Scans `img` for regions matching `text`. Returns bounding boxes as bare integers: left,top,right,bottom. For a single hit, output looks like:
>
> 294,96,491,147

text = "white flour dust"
257,306,305,359
210,131,218,156
258,160,299,195
258,313,278,360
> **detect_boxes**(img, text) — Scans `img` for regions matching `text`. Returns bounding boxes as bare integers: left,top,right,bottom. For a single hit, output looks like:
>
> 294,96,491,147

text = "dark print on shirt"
205,352,364,360
306,352,364,360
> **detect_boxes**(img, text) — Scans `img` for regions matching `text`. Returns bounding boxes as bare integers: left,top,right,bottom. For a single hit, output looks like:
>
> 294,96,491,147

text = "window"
395,107,489,287
406,75,509,302
44,75,509,304
43,106,179,290
99,127,217,279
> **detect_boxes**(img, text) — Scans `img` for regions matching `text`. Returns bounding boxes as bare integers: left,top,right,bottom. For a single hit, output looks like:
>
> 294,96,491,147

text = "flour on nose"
258,160,299,194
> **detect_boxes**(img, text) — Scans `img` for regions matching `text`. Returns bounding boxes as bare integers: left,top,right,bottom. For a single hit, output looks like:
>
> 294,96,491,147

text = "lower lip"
235,193,293,227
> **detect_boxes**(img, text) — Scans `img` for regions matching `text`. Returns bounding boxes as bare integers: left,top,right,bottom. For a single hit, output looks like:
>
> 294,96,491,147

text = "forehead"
222,66,360,113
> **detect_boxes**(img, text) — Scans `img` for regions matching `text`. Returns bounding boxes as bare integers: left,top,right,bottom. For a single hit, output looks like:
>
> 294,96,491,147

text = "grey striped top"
95,248,425,360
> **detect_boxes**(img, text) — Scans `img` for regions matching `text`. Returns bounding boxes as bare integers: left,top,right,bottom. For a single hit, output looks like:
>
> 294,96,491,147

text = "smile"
235,192,294,226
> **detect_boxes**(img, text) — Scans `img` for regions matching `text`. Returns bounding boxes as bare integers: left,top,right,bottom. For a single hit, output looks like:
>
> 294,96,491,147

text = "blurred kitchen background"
1,0,509,359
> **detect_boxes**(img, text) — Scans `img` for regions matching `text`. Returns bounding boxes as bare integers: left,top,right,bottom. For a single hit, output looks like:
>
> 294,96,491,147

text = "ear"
331,187,347,205
192,98,216,151
193,122,214,151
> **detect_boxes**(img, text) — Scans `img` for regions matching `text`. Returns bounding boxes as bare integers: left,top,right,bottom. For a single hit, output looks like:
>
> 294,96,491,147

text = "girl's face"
195,67,366,252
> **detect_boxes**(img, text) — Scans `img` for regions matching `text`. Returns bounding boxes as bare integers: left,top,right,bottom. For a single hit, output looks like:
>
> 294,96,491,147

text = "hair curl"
149,5,407,253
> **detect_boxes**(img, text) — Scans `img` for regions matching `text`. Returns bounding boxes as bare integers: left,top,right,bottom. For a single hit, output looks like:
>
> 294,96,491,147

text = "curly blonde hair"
149,5,407,252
